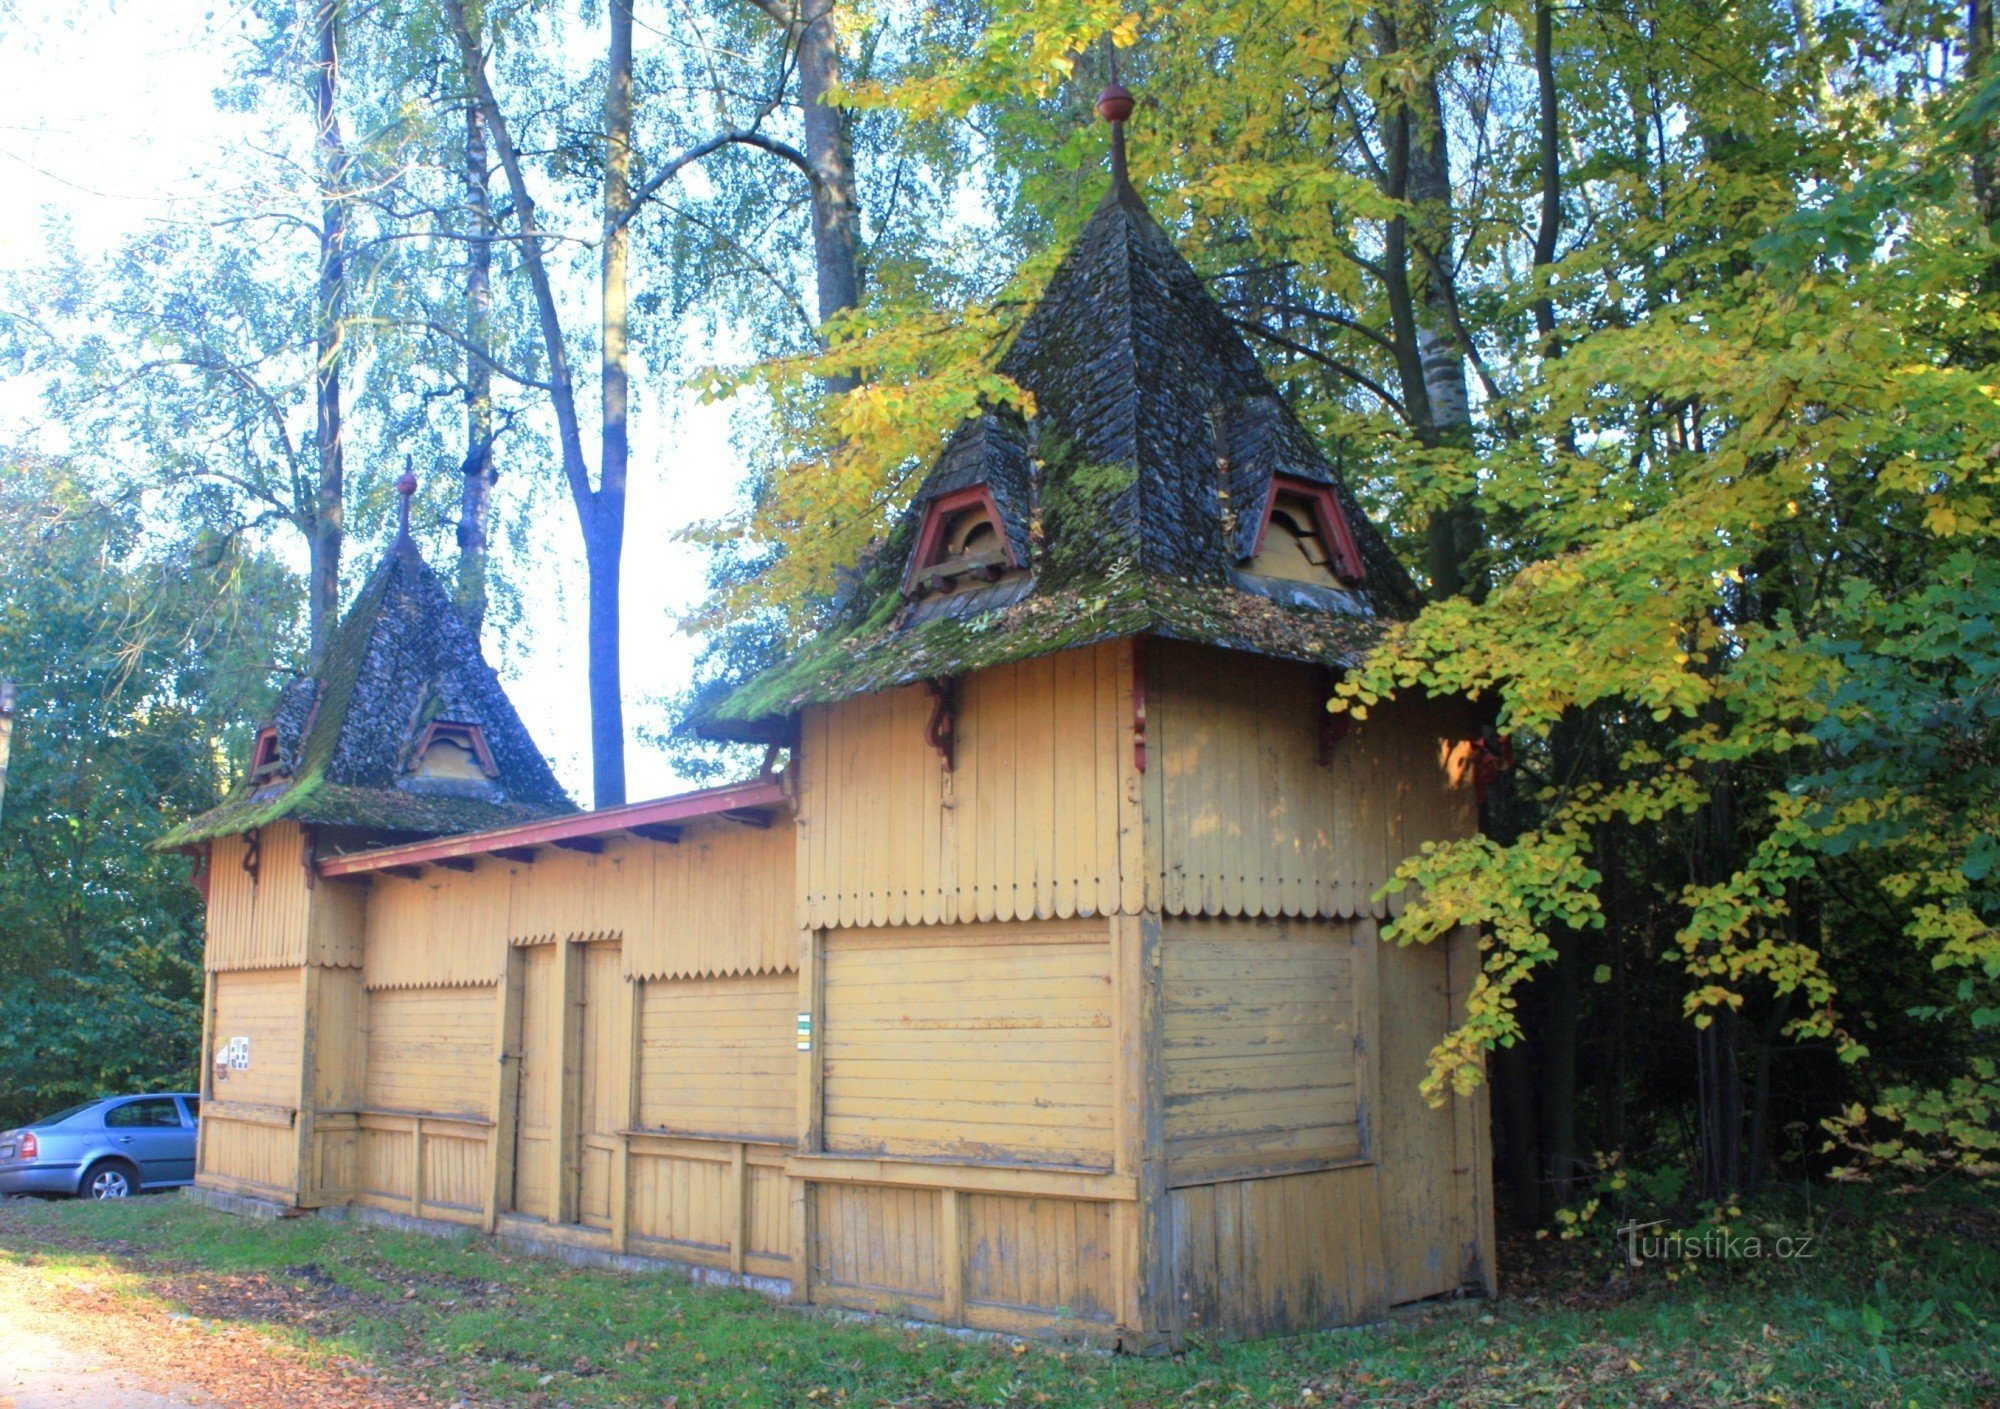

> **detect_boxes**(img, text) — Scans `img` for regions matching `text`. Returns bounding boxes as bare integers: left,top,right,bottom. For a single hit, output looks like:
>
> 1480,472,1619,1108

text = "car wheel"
83,1161,137,1199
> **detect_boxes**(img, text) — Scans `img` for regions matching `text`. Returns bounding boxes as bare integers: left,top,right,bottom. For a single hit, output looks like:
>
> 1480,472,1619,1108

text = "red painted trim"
316,777,789,878
249,726,282,781
901,485,1020,594
1250,475,1367,584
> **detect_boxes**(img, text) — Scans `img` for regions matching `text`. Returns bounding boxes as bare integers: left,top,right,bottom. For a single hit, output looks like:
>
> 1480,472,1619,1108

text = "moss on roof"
158,534,574,849
697,172,1416,743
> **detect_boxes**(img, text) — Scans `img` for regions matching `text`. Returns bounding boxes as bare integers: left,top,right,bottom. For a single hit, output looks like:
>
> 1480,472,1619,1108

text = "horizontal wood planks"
820,922,1116,1168
1161,916,1360,1185
1145,641,1479,921
207,969,304,1110
363,985,496,1119
206,824,312,970
638,974,794,1141
797,643,1142,929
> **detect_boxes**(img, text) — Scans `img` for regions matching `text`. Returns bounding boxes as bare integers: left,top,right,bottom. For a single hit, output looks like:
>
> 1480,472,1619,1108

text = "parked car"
0,1093,200,1199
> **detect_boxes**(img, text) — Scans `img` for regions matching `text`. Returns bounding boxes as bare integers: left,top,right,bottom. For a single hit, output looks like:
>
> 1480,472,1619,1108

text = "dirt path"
0,1254,430,1409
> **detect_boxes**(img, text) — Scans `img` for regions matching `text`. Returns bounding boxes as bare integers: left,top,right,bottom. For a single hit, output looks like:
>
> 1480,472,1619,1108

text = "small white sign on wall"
214,1036,251,1072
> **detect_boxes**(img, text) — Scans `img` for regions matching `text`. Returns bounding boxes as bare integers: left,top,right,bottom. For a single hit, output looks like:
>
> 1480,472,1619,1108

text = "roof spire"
1096,39,1134,195
395,457,417,542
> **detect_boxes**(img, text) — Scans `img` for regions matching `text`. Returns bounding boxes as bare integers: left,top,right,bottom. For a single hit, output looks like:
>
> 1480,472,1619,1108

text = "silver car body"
0,1094,200,1198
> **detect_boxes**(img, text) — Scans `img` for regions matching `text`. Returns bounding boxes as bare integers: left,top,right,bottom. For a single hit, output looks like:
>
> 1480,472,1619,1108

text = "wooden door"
510,943,560,1220
573,942,625,1228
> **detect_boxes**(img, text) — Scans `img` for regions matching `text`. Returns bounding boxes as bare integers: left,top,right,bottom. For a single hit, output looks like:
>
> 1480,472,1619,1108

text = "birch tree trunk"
309,0,348,658
458,100,497,638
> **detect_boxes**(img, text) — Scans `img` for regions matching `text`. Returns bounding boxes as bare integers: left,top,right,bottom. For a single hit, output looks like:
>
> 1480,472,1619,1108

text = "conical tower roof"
161,528,573,848
698,111,1418,743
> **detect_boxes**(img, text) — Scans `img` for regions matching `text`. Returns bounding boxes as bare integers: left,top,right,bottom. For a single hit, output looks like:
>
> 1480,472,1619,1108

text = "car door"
103,1097,193,1185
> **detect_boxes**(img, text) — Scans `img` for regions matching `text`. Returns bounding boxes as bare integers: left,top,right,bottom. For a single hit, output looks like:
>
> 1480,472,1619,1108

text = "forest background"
0,0,1994,1230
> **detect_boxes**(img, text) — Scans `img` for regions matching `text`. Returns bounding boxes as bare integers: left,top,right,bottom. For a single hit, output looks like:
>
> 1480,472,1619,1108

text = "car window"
181,1096,201,1122
29,1101,97,1127
105,1098,184,1129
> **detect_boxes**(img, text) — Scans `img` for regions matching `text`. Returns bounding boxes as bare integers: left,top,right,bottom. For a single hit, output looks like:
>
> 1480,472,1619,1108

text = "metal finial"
1097,37,1135,192
395,457,417,540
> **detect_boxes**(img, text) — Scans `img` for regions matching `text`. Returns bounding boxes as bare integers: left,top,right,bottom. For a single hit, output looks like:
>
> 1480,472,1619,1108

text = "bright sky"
0,0,750,806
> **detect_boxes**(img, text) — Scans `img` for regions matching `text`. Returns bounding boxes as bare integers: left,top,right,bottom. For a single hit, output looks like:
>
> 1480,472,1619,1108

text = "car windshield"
27,1101,98,1127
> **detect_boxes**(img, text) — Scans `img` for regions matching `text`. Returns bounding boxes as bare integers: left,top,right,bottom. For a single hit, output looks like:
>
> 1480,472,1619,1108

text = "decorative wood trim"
1249,474,1367,584
317,778,789,879
922,676,959,773
900,484,1022,596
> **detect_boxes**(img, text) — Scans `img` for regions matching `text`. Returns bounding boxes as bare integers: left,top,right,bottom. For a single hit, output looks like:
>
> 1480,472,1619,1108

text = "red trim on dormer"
902,485,1021,594
411,719,500,778
1250,475,1367,584
249,726,283,782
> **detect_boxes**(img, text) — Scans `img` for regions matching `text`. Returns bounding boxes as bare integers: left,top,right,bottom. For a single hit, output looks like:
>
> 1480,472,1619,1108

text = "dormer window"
249,726,284,783
409,720,499,782
1248,476,1366,586
904,486,1022,597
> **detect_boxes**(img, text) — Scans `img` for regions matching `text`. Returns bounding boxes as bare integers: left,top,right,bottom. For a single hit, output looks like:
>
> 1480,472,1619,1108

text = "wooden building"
162,101,1495,1347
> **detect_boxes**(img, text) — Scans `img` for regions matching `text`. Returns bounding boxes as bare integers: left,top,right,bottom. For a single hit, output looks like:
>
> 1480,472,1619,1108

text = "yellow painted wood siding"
797,643,1142,929
205,824,311,970
811,1183,943,1305
575,942,625,1228
629,823,796,980
1161,917,1360,1185
207,969,303,1109
1145,641,1478,920
1168,1165,1388,1337
821,921,1115,1168
200,1119,297,1195
363,985,496,1119
962,1194,1117,1327
364,865,511,989
638,974,794,1140
509,943,560,1218
1376,922,1471,1303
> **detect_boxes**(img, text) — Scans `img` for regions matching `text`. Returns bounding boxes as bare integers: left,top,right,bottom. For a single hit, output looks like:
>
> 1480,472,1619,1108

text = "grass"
0,1187,1996,1407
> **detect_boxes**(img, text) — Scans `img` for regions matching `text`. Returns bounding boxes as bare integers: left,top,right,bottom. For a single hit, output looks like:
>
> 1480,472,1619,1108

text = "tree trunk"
794,0,862,327
592,0,635,807
310,0,347,658
445,0,627,807
458,100,497,637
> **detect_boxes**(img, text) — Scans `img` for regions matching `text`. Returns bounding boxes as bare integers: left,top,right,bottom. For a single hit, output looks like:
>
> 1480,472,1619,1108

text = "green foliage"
0,454,293,1128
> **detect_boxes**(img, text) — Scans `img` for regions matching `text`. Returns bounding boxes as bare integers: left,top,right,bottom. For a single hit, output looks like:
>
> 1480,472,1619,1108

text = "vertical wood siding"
200,1119,298,1194
364,865,511,989
963,1194,1117,1327
1376,922,1470,1303
629,824,796,979
509,943,560,1219
575,942,625,1228
820,921,1116,1168
1167,1165,1388,1338
363,985,496,1117
205,824,312,970
1145,641,1478,920
638,974,794,1140
1161,917,1361,1185
811,1183,944,1306
797,643,1143,929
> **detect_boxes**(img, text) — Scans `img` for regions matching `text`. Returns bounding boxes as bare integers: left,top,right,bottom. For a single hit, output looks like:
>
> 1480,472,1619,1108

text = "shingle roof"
159,535,574,848
696,174,1420,742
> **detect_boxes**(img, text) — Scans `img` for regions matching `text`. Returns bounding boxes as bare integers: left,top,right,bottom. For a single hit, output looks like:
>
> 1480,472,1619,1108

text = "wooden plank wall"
630,825,795,979
1167,1165,1388,1338
198,967,305,1194
356,984,497,1223
795,642,1143,929
819,921,1116,1168
638,974,794,1140
206,823,312,970
1160,917,1361,1186
364,866,511,989
1144,640,1478,921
